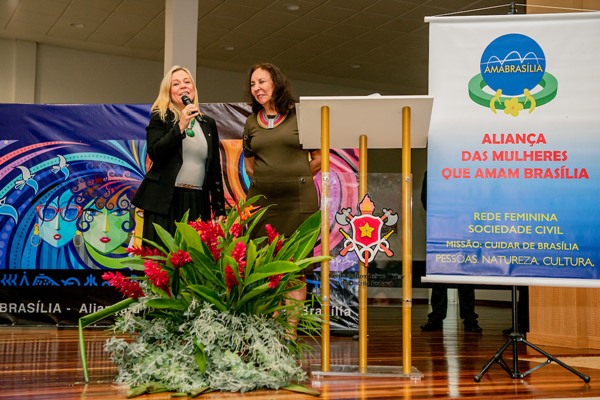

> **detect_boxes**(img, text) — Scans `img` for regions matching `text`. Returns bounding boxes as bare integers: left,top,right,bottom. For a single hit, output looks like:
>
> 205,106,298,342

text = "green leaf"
171,270,180,297
179,258,201,286
295,209,322,236
244,194,264,205
236,282,270,309
118,258,146,271
139,237,168,256
79,297,136,383
273,210,322,263
175,221,203,250
172,210,190,247
187,248,223,289
154,223,177,253
244,261,301,285
245,206,271,236
79,297,135,328
244,240,257,277
126,382,169,398
295,255,331,269
189,387,213,397
187,285,227,312
145,298,187,311
282,383,321,396
193,339,207,373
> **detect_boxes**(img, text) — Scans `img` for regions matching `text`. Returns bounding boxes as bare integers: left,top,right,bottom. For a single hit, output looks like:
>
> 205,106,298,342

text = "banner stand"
297,95,433,379
474,285,590,382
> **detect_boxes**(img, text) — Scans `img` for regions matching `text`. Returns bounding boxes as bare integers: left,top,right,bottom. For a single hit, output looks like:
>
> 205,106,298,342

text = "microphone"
181,95,204,123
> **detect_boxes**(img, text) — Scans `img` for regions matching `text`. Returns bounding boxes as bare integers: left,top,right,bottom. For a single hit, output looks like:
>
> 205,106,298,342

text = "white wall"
0,38,375,105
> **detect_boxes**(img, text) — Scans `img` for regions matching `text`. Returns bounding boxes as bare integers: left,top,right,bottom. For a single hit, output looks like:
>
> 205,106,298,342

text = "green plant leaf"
187,248,222,288
245,206,271,236
171,269,180,297
139,237,168,255
236,282,270,309
145,298,187,311
79,297,135,382
295,255,331,269
79,297,135,328
282,383,321,396
179,258,202,285
193,339,207,373
187,285,227,312
189,387,213,397
244,240,257,277
154,223,176,253
126,382,169,398
175,221,203,250
244,261,301,285
118,258,146,271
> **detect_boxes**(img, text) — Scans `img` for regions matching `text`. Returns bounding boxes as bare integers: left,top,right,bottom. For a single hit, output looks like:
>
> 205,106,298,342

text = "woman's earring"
30,223,41,247
73,230,84,248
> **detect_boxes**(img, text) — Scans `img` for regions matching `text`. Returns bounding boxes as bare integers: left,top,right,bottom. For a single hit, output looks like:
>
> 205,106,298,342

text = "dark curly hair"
244,62,296,115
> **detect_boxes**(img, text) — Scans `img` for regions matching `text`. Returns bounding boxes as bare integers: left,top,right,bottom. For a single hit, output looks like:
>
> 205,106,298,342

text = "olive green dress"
242,109,318,238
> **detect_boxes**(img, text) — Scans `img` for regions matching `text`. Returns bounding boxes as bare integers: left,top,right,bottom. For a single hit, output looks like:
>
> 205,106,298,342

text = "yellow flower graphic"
503,97,524,117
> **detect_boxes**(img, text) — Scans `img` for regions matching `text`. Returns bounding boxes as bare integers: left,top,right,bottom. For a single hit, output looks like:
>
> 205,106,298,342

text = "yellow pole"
358,134,368,373
401,106,413,375
320,106,331,372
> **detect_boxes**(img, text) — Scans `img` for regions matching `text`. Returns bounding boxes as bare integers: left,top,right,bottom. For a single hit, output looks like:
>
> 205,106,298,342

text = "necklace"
185,118,195,137
257,109,286,129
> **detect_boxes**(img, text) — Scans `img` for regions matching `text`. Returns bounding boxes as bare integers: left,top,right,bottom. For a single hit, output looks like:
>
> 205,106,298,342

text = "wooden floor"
2,302,600,399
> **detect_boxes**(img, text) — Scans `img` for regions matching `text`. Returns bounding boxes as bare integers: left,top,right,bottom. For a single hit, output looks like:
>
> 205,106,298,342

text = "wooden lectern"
297,95,433,378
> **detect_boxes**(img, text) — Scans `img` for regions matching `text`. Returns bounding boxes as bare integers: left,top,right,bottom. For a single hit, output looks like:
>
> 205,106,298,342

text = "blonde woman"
133,66,225,246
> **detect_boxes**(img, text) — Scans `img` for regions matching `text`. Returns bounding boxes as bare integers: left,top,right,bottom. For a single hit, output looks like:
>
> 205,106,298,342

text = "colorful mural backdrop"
0,103,364,327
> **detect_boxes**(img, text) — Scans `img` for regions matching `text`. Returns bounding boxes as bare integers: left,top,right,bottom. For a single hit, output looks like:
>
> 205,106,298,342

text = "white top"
176,120,207,188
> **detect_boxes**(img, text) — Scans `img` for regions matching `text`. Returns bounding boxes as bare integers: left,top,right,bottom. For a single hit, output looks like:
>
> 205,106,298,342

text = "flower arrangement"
78,195,327,397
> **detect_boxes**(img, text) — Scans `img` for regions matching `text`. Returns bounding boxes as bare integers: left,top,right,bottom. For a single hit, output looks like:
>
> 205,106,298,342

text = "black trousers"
427,283,478,324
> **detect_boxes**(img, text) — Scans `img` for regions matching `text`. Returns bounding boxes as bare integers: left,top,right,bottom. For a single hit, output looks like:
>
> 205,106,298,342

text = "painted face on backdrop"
170,69,195,109
35,192,81,248
80,196,133,254
250,68,275,109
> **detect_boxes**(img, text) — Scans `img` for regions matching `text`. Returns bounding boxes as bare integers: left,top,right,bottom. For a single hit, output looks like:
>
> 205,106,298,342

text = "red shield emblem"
351,215,383,247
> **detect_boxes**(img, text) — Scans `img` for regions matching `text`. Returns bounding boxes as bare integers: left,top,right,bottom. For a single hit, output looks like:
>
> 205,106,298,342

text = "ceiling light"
223,46,235,51
285,4,300,11
69,23,85,29
350,64,362,69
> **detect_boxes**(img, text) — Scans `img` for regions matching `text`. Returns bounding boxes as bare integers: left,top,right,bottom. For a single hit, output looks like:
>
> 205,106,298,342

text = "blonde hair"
151,65,201,121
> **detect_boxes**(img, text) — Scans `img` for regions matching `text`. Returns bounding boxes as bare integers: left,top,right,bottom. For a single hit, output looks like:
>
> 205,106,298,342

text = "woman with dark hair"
242,62,320,237
242,62,320,337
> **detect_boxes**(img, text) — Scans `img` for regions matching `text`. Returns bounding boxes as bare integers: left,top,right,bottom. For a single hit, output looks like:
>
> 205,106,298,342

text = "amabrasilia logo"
468,33,558,117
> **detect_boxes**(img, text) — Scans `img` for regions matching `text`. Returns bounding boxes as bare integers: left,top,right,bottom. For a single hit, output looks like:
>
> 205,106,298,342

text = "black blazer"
132,109,226,216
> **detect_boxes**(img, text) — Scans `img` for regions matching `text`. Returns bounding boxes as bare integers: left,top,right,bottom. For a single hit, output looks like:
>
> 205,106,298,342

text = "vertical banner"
426,13,600,284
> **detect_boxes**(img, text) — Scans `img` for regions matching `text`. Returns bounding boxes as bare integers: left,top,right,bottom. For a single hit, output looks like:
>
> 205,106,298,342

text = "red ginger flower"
170,249,191,268
231,241,247,278
102,271,144,299
144,259,171,296
268,274,283,290
224,265,238,290
229,223,243,238
189,219,225,261
265,224,283,254
126,245,164,258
